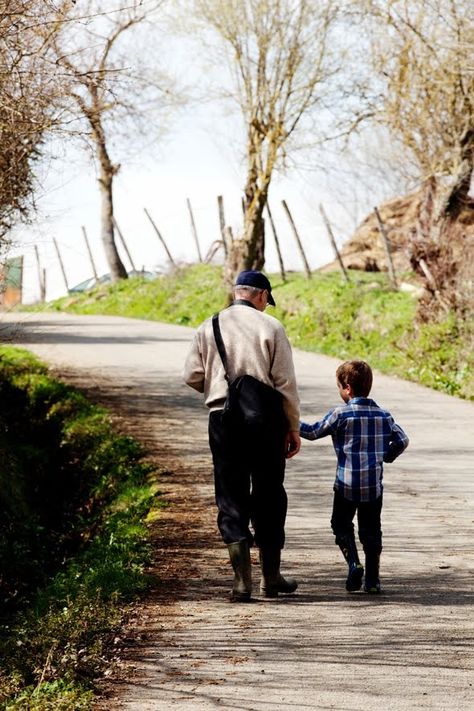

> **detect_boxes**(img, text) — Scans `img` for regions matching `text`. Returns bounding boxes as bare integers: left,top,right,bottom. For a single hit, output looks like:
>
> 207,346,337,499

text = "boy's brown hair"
336,360,373,397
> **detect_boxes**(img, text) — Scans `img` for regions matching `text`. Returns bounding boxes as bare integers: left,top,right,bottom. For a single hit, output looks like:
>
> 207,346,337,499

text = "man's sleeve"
183,332,205,393
383,421,409,463
270,327,300,430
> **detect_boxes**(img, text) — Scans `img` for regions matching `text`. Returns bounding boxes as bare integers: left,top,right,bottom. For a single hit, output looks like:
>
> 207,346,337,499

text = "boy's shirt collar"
347,396,376,406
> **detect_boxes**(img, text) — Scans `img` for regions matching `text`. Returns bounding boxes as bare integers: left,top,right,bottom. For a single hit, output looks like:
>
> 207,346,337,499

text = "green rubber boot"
227,541,252,601
259,548,298,598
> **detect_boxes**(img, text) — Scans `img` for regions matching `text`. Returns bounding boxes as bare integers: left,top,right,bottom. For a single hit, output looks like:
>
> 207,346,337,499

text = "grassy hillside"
40,263,473,399
0,347,162,709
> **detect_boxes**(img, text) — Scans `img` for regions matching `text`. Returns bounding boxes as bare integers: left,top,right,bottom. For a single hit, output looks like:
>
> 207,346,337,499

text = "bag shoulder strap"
212,313,230,383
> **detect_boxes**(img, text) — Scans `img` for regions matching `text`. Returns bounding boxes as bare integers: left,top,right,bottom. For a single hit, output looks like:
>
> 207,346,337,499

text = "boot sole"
260,583,298,598
230,591,252,602
364,584,381,594
260,588,279,598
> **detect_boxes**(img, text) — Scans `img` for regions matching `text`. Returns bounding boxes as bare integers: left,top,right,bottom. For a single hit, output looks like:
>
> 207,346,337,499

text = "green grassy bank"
44,264,473,400
0,347,162,710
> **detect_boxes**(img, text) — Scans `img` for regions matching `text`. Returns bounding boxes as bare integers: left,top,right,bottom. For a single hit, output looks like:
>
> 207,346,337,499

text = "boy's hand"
285,431,301,458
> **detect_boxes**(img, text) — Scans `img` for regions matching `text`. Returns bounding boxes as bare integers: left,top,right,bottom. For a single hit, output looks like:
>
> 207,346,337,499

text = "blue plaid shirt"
300,397,409,502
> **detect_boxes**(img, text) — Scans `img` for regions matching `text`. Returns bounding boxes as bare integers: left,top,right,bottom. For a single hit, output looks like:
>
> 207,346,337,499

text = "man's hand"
285,430,301,459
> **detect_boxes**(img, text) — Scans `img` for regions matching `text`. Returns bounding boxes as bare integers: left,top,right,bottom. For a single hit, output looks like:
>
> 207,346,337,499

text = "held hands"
285,430,301,459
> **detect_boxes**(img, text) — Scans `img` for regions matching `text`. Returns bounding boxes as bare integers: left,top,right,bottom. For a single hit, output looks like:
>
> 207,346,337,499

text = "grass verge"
0,346,162,709
41,264,473,400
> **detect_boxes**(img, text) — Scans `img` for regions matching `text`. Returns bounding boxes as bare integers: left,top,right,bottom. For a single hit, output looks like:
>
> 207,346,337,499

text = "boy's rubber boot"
364,551,381,594
338,534,364,592
227,541,252,601
259,548,298,598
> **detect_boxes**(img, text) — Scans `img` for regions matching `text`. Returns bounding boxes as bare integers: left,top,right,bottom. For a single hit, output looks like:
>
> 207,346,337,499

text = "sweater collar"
231,299,257,309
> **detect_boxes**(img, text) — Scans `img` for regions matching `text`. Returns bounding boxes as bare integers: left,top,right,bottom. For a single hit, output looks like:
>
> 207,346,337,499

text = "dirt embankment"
323,184,474,318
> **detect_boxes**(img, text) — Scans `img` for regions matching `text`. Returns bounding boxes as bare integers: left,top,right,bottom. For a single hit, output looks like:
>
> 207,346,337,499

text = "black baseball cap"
235,270,275,306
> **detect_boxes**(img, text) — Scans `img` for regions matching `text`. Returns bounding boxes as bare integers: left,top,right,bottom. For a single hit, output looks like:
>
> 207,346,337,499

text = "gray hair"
233,284,264,299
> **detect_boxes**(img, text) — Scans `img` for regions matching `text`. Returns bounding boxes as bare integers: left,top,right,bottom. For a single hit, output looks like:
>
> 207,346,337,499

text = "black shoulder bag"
212,312,284,427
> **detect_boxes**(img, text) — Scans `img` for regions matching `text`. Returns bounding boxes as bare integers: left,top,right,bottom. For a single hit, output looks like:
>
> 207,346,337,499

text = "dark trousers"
331,490,383,554
208,410,288,549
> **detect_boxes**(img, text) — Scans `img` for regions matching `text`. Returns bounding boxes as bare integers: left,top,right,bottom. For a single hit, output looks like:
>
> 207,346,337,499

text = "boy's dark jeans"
209,409,288,549
331,490,383,553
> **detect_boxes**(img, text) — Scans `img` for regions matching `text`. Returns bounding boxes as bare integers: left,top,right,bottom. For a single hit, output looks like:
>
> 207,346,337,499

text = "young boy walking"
300,360,409,593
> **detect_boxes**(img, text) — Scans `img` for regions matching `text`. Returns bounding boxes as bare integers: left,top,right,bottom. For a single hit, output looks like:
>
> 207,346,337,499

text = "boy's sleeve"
300,408,338,441
383,421,409,463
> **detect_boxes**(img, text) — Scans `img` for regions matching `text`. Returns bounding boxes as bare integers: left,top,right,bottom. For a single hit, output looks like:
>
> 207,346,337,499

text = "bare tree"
193,0,340,279
0,1,63,245
358,0,474,315
52,0,174,281
363,0,474,203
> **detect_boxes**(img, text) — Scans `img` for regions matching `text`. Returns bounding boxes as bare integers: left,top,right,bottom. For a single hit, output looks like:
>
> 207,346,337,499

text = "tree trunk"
224,188,267,297
241,130,268,273
226,172,268,281
93,117,127,281
98,166,127,282
242,186,266,270
224,123,279,288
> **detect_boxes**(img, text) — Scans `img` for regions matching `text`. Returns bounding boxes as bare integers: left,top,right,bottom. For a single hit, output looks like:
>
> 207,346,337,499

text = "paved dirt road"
2,311,474,711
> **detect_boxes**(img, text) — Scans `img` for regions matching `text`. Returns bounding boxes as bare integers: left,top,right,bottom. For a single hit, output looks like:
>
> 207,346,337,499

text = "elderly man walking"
184,270,301,601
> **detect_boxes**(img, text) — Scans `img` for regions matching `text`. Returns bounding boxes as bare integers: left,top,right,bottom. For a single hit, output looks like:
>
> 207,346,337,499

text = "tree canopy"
0,1,62,241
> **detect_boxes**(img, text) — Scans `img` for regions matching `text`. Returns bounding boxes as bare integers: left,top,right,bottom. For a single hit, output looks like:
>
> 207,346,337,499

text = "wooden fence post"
81,226,99,281
186,198,202,262
53,238,69,292
266,202,286,282
319,204,350,283
143,208,176,267
34,245,46,301
281,199,311,278
374,206,398,289
217,195,229,257
113,217,137,272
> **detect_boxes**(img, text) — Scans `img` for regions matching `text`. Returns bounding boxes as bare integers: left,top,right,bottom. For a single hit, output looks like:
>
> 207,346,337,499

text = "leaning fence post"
113,217,137,272
34,245,46,301
53,238,69,293
374,206,398,289
281,199,311,278
186,198,202,263
143,207,176,267
81,226,99,281
319,204,350,283
266,202,286,282
217,196,228,257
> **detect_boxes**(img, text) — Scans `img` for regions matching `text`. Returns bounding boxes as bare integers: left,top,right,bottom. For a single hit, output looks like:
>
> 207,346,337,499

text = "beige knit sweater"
183,303,300,430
